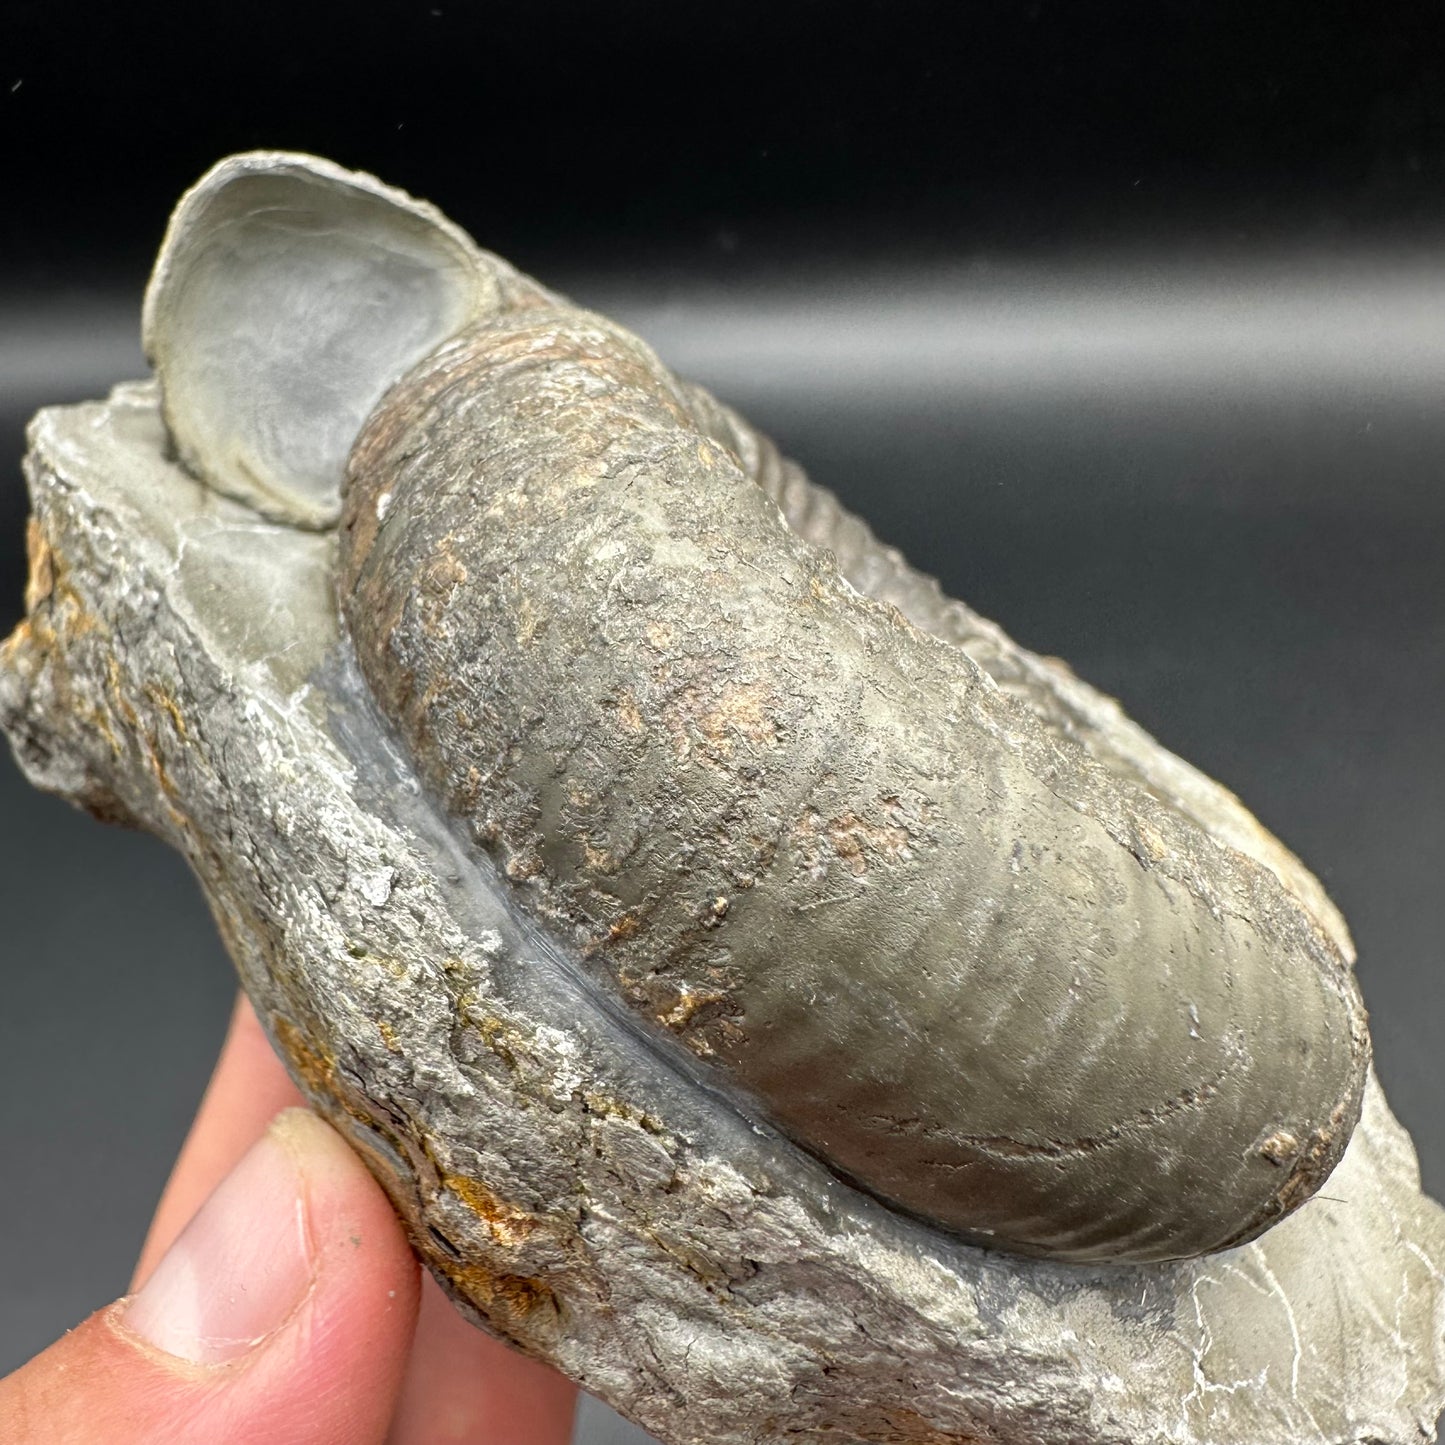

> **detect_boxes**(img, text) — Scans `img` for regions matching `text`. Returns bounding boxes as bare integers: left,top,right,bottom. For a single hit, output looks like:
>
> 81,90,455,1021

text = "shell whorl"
338,306,1368,1263
687,383,1356,965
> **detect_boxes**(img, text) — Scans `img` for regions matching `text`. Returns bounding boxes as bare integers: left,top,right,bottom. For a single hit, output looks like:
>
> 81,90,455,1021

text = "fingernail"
123,1114,315,1364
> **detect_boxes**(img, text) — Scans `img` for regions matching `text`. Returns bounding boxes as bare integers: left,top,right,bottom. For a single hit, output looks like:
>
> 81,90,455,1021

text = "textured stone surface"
141,149,1373,1264
3,381,1444,1443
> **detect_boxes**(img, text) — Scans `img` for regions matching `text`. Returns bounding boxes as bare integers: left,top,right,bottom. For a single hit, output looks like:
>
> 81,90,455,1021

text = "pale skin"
0,995,579,1445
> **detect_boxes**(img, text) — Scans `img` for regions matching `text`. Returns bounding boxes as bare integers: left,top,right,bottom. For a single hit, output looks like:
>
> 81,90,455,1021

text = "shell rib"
684,384,1357,966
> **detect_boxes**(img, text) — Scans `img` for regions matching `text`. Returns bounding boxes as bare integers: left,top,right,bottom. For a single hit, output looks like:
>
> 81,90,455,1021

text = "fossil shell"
146,153,1369,1263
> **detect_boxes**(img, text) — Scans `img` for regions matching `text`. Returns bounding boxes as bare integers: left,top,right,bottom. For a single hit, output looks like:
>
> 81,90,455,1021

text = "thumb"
0,1108,421,1445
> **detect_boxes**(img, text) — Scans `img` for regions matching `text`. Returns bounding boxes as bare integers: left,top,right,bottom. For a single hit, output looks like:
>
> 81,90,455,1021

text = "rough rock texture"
138,146,1373,1260
3,381,1444,1443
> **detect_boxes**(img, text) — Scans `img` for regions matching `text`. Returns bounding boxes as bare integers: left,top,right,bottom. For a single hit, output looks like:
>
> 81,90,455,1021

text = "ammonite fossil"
6,152,1441,1445
146,152,1366,1263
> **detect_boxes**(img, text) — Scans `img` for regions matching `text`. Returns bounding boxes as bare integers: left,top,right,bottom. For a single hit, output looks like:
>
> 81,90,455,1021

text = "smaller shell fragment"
142,152,499,527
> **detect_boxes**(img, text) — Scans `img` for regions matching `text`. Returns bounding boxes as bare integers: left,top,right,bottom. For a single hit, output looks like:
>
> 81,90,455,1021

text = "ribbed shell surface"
339,306,1368,1262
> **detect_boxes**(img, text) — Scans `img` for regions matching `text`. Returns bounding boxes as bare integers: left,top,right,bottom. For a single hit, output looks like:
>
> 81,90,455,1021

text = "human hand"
0,995,578,1444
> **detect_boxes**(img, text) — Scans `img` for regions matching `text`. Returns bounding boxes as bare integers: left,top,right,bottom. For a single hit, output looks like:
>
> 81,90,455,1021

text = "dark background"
3,5,1444,1441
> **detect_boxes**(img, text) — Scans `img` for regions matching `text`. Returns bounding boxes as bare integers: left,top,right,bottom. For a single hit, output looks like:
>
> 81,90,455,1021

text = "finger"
133,993,305,1288
137,992,577,1445
1,1109,421,1445
385,1269,577,1445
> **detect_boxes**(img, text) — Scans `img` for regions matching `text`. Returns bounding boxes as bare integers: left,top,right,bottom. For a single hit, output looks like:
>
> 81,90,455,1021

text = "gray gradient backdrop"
3,255,1443,1441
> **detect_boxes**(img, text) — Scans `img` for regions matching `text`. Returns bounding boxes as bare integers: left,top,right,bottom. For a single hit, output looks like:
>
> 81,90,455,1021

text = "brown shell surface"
338,306,1369,1262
